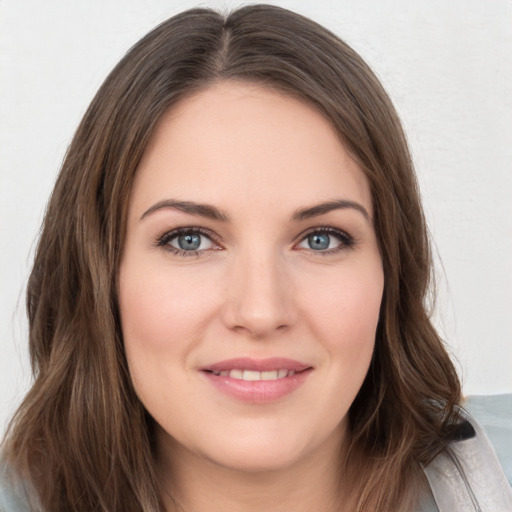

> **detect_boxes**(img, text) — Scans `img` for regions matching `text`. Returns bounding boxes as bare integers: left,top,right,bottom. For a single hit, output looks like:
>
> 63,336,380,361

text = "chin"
203,441,310,474
192,419,345,475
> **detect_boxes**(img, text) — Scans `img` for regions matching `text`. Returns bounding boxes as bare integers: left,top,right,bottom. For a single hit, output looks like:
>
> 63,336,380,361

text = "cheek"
118,262,219,353
298,258,383,405
117,263,220,416
301,261,384,346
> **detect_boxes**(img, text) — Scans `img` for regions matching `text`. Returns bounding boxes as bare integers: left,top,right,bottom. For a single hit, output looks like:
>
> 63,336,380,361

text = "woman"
1,5,510,511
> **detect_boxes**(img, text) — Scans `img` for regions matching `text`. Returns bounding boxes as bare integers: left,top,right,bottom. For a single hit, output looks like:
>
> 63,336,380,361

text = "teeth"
211,369,297,381
243,370,260,381
230,369,243,379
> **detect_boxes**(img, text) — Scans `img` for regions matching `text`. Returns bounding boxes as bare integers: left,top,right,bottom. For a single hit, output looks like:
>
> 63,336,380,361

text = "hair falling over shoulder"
2,5,461,511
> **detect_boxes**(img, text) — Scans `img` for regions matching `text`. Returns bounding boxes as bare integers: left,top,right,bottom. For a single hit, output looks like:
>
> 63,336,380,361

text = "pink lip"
201,358,313,403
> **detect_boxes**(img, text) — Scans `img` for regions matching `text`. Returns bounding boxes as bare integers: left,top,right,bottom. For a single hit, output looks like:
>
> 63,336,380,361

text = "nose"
220,250,296,338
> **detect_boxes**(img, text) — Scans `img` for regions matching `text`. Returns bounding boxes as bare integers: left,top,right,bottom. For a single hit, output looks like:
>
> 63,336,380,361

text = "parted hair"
3,5,461,511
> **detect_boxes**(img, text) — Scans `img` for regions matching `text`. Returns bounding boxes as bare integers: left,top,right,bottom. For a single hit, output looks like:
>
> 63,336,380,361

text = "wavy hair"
3,5,461,511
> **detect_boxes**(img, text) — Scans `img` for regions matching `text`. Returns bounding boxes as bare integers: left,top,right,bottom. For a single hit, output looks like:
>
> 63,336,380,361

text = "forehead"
130,81,372,218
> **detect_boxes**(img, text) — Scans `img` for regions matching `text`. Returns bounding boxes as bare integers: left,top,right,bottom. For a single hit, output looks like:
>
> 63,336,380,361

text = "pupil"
308,233,330,250
178,233,201,250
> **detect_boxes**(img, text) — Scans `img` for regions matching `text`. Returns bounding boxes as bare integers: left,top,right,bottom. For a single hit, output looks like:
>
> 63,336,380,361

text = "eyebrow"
291,199,371,223
140,200,230,222
140,198,370,223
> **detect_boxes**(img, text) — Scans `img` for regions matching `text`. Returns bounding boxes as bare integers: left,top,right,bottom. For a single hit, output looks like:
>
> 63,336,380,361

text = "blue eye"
307,233,331,250
297,228,353,253
176,233,202,251
158,229,217,255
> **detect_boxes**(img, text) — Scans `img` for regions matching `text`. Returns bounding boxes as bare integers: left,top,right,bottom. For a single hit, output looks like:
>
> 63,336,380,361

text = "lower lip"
202,370,312,403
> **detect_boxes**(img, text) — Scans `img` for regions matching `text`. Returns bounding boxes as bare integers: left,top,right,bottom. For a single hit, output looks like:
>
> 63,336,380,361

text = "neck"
156,424,349,512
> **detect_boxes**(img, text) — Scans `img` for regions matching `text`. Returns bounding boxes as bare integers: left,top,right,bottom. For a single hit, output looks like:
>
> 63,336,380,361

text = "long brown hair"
3,5,461,511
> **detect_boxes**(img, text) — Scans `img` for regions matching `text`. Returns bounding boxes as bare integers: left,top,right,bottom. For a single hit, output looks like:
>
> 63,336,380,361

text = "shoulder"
422,394,512,512
464,394,512,485
0,459,37,512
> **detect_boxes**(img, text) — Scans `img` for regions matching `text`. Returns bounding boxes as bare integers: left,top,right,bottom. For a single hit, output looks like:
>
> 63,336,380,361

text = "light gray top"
422,399,512,511
1,395,511,512
0,468,33,512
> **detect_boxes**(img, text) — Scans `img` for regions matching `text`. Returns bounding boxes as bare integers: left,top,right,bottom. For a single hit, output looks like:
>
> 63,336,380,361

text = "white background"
1,0,511,435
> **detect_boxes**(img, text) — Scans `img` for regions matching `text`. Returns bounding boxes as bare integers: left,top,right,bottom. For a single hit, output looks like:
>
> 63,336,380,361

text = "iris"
308,233,330,250
178,233,201,250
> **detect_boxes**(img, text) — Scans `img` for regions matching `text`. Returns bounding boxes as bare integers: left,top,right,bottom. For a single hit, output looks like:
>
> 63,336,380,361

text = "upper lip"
202,357,312,373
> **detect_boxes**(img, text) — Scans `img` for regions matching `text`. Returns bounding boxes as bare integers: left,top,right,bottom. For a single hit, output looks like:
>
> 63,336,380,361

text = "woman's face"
118,81,384,474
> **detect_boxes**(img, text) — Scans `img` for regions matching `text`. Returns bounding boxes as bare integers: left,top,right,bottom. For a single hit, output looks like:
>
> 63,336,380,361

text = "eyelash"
155,227,220,257
298,226,356,255
155,226,356,257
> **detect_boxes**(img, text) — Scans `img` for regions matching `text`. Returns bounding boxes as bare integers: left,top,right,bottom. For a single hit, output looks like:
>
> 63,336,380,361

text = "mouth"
200,358,313,402
205,368,300,381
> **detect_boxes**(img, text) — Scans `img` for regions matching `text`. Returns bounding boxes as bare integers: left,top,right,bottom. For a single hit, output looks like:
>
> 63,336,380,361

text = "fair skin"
118,81,384,512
